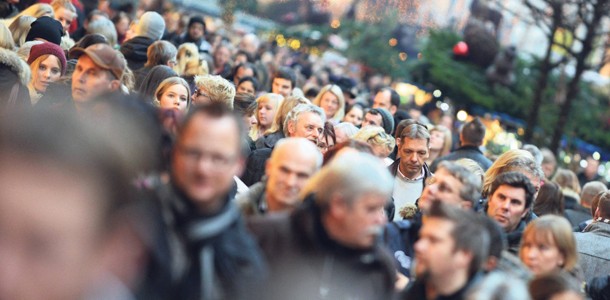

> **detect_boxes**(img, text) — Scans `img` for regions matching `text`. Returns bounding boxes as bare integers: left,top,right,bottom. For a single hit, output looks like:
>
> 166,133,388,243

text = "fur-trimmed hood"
0,47,30,86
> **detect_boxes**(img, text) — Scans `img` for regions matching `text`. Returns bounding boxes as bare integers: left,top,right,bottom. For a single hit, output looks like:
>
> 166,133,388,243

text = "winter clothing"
248,195,396,299
135,12,165,41
27,42,67,75
241,148,272,187
389,159,432,221
398,272,484,300
25,16,64,46
429,145,493,173
235,181,267,217
120,36,155,71
371,107,395,135
0,47,31,109
254,131,285,150
574,219,610,282
154,182,268,300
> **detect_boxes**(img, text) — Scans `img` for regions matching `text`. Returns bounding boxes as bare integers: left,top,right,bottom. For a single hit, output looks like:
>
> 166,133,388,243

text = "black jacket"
241,147,272,186
429,145,492,172
121,36,156,71
248,195,396,300
154,182,268,300
398,272,483,300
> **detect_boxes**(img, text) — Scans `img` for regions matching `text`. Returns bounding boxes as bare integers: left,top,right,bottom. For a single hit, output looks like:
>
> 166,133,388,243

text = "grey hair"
307,151,393,208
522,144,543,165
437,160,482,207
581,181,608,207
283,103,326,136
466,271,530,300
88,17,118,47
400,122,430,145
334,122,359,139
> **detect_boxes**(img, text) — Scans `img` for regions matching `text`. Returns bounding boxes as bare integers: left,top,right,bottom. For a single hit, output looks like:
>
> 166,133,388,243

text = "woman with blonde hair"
50,0,76,33
174,43,208,92
254,95,310,149
249,93,284,143
0,23,14,50
427,125,452,165
312,84,345,123
8,16,35,47
26,42,66,104
154,77,191,113
483,149,544,197
353,125,396,161
519,215,581,280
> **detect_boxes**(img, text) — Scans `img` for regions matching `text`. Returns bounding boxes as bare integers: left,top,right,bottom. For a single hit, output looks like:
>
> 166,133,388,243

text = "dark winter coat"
429,145,493,172
120,36,155,71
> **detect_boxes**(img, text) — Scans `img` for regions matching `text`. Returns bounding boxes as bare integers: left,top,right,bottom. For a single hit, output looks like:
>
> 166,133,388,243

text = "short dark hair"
427,201,490,277
380,87,400,108
461,117,486,145
596,190,610,219
273,67,296,89
233,92,257,116
146,40,177,67
179,102,247,156
237,75,259,91
529,273,583,300
489,172,536,210
232,62,258,81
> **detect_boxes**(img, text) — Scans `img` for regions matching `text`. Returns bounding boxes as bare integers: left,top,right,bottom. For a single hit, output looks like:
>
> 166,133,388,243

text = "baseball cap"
69,44,126,80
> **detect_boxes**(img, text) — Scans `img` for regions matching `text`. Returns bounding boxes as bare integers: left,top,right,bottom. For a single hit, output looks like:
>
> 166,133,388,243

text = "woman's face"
214,46,231,67
343,106,363,127
317,134,335,155
159,84,189,112
115,17,130,36
32,56,61,93
520,231,565,276
237,81,255,95
55,7,74,32
429,130,445,151
257,99,276,127
320,91,339,119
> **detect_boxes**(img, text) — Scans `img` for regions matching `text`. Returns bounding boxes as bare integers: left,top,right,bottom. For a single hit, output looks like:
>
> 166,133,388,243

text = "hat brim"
69,47,123,80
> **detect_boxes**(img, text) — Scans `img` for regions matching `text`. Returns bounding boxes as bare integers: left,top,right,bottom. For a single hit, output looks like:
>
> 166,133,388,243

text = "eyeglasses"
176,145,237,168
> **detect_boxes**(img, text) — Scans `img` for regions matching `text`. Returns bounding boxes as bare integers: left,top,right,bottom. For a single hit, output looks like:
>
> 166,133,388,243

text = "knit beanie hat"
372,107,395,135
135,11,165,41
188,16,206,32
25,16,64,46
27,42,67,76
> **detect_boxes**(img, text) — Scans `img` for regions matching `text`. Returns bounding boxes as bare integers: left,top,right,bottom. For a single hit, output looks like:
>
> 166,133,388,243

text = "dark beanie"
372,108,395,135
188,16,206,31
25,16,64,46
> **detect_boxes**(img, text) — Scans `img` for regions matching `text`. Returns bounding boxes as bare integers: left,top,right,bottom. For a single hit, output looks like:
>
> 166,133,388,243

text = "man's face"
188,23,204,40
362,112,382,128
192,87,211,106
398,138,429,179
0,156,105,300
271,77,292,97
287,112,323,144
372,90,396,114
419,168,467,211
414,217,466,280
72,55,117,103
265,149,318,210
486,185,528,232
333,193,387,249
171,114,244,212
234,66,254,85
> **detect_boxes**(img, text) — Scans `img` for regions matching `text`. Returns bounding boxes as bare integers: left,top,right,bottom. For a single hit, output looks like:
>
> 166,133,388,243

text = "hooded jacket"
120,36,155,71
0,48,31,110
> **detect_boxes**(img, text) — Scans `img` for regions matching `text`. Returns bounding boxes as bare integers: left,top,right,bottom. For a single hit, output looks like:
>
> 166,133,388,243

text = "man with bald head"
237,138,322,216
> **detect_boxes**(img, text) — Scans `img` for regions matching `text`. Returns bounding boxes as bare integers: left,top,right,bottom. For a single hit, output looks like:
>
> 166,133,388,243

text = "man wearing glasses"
159,103,267,299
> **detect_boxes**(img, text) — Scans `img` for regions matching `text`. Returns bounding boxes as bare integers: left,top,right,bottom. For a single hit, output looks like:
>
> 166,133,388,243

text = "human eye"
52,68,60,75
39,65,47,71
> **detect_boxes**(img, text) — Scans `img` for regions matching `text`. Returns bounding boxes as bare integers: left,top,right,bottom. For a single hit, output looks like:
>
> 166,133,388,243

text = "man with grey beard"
248,152,396,299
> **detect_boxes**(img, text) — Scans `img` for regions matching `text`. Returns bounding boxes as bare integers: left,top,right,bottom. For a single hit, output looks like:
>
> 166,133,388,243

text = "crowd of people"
0,0,609,299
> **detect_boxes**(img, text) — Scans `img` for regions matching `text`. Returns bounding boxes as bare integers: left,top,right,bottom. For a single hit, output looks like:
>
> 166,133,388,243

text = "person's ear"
390,105,397,115
109,79,121,91
520,208,530,219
